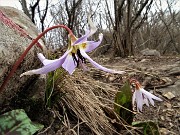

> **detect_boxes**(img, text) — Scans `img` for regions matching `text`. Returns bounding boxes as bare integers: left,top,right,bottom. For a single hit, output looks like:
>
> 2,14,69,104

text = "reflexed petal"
136,91,144,112
143,95,149,106
38,50,71,66
20,50,71,77
37,53,59,66
20,58,65,77
140,88,162,101
73,30,90,46
62,54,77,74
87,15,97,37
73,16,97,46
148,97,155,106
38,53,46,63
84,33,103,52
80,49,125,74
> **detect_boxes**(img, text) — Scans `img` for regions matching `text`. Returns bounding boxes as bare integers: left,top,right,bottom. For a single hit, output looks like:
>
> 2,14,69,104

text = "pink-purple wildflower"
20,17,125,77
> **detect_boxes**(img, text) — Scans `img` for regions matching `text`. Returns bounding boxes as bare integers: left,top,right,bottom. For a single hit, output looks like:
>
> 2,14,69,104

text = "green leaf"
114,80,133,124
132,121,160,135
45,67,65,108
0,109,44,135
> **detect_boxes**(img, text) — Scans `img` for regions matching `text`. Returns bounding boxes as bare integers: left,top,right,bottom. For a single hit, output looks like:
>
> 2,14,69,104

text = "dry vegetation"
1,0,179,134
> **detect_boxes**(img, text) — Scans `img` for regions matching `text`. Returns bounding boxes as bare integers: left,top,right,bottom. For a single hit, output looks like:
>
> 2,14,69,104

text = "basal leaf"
45,67,65,108
0,109,44,135
114,80,133,124
132,121,160,135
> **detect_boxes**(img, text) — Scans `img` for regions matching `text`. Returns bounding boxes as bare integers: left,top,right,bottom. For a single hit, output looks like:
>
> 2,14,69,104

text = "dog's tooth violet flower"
20,17,125,77
130,79,162,112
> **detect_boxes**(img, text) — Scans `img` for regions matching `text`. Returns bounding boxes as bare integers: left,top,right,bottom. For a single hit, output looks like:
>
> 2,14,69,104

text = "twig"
145,80,176,89
37,110,56,135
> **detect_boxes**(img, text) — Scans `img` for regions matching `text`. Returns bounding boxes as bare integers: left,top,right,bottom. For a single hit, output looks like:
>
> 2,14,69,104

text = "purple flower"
130,79,162,112
20,18,125,77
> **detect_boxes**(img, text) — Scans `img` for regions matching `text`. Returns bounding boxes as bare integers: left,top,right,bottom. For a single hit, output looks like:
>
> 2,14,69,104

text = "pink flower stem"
0,25,73,93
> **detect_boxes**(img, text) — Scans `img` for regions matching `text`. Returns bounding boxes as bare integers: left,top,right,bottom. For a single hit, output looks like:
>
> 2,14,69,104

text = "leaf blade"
0,109,44,135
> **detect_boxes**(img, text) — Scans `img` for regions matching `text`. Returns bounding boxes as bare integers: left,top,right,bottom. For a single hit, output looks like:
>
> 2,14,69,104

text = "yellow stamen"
81,43,87,49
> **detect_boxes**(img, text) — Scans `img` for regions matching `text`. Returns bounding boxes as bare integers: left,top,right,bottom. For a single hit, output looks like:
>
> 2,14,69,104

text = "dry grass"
55,69,133,135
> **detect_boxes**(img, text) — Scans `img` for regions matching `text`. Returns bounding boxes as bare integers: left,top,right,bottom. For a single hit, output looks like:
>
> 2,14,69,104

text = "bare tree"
37,0,48,31
112,0,153,57
65,0,83,31
19,0,31,19
134,0,180,55
19,0,180,55
19,0,49,32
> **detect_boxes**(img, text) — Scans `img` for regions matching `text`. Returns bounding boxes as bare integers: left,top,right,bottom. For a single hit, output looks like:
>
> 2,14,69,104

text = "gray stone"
158,80,180,98
0,7,46,105
140,48,161,57
0,6,45,48
163,92,176,99
168,67,180,76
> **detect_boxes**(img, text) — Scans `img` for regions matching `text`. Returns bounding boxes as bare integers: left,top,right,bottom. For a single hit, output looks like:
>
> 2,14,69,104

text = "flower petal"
20,58,64,77
148,97,155,106
37,53,59,66
37,53,46,63
38,49,72,66
20,50,71,77
87,15,97,37
73,16,97,46
143,95,149,106
73,30,90,46
135,90,143,112
140,88,162,101
84,33,103,52
62,54,77,74
80,49,125,74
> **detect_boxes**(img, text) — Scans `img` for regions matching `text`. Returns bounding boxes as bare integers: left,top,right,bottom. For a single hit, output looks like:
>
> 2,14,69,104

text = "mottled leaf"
0,109,44,135
132,121,160,135
114,81,133,124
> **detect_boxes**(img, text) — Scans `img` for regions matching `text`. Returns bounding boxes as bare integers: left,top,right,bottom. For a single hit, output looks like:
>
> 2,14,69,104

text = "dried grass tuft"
58,69,125,135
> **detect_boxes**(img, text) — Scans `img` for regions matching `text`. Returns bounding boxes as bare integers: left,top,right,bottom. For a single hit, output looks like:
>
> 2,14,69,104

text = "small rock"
163,92,175,99
160,116,165,121
168,67,180,76
159,128,170,135
108,76,116,82
161,77,172,83
140,59,147,62
140,48,161,57
158,80,180,97
165,103,172,109
169,122,174,128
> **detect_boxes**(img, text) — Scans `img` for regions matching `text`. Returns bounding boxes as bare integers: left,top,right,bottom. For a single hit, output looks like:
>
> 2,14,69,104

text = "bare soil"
96,55,180,135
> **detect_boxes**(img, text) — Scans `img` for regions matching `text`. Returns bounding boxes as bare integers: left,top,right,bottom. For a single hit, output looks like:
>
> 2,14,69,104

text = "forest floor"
1,54,179,135
91,54,180,135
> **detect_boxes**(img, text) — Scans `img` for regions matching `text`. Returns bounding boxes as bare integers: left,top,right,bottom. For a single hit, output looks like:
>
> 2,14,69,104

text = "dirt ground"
94,55,180,135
